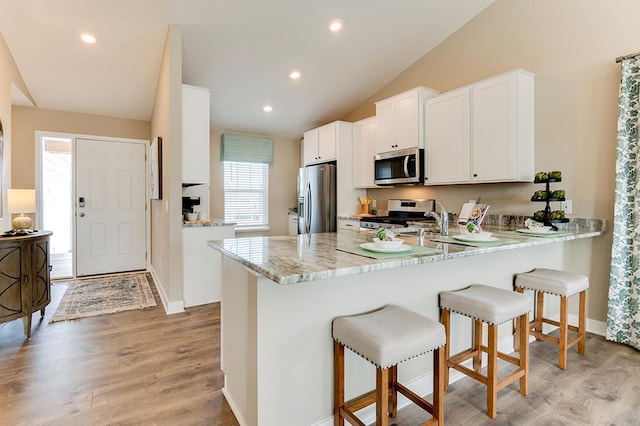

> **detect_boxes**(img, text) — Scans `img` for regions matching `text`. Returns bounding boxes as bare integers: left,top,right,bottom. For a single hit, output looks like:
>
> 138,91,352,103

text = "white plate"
452,235,499,243
360,243,412,253
516,228,558,235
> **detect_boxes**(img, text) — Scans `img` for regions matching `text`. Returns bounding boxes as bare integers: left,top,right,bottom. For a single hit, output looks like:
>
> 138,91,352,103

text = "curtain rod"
616,51,640,63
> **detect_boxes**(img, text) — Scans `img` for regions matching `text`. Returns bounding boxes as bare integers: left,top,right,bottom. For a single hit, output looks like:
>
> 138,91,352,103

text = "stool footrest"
344,390,376,413
340,407,366,426
395,382,434,414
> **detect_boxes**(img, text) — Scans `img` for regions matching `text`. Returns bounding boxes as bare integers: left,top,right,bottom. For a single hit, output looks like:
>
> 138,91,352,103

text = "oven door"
374,148,423,185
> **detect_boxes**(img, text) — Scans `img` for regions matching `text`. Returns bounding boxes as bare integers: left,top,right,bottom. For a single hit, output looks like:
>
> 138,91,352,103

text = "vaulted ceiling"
0,0,494,139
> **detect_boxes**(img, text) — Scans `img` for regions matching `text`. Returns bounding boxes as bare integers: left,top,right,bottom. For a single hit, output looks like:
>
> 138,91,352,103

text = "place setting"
509,218,573,238
431,222,518,247
337,229,442,259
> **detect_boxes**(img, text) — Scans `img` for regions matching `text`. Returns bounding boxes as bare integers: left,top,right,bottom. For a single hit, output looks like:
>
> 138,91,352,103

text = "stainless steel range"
359,199,437,230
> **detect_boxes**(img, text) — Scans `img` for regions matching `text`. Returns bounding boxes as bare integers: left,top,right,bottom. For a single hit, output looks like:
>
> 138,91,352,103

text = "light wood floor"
1,279,639,425
0,280,239,426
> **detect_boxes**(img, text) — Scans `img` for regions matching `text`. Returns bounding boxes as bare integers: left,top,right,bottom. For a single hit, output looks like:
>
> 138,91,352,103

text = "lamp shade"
8,189,35,213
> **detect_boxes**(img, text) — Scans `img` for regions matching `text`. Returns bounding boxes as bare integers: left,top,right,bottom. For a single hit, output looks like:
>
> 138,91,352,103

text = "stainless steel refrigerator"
298,163,336,234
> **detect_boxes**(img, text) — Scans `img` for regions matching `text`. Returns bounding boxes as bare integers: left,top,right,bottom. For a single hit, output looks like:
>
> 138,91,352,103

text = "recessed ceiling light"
80,33,97,45
289,71,301,80
263,105,273,112
329,20,343,33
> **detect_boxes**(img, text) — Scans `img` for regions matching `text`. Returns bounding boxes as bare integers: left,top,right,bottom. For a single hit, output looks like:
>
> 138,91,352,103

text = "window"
223,161,269,229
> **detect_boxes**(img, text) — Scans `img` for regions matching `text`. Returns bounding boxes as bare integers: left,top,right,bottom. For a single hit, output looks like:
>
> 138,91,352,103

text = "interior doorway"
41,137,73,279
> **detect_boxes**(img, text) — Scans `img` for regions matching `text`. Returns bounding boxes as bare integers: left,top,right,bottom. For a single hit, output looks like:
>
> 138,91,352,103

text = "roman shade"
220,133,273,165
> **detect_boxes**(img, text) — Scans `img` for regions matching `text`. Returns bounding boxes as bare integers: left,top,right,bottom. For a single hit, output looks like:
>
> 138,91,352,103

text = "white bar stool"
514,268,589,369
439,284,530,418
332,304,446,426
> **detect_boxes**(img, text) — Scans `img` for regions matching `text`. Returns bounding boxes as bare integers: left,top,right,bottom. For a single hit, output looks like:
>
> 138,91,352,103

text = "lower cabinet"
288,213,298,236
182,225,235,307
0,232,52,338
338,218,360,231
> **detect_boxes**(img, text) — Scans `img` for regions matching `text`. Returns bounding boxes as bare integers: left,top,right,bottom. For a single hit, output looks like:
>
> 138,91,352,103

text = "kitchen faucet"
425,201,449,236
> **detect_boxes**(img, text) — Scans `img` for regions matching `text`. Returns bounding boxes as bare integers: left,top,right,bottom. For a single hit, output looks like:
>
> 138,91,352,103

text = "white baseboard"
222,387,249,426
148,265,184,315
569,313,606,336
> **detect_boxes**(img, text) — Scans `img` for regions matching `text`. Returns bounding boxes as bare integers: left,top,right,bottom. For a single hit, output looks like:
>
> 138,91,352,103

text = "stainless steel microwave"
374,148,424,185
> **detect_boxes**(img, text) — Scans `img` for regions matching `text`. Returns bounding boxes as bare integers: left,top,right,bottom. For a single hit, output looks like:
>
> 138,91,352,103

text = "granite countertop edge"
183,218,236,228
209,224,604,286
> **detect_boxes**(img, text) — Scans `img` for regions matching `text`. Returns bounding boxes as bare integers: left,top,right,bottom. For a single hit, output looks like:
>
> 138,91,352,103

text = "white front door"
75,139,146,276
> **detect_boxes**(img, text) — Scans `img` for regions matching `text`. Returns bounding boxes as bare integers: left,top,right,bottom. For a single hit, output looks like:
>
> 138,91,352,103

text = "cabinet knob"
473,173,478,178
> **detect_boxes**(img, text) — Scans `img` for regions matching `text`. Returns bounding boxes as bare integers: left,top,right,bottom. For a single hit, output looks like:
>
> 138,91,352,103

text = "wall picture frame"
150,136,162,200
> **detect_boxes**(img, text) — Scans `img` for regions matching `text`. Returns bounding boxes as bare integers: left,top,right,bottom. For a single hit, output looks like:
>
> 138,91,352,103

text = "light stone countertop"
208,219,605,285
183,218,236,228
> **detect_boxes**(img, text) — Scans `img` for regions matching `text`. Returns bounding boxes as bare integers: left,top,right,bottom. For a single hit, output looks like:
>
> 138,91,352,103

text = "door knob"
79,212,85,217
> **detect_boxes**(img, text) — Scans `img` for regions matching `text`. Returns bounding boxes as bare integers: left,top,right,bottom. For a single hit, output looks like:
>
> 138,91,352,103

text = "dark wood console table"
0,231,52,338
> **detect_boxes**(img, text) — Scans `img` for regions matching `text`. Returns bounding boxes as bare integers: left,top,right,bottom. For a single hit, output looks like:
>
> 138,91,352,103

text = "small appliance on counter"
359,199,437,230
182,196,201,221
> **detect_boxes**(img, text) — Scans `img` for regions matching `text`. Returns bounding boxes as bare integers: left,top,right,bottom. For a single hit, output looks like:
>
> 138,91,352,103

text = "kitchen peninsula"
208,222,603,426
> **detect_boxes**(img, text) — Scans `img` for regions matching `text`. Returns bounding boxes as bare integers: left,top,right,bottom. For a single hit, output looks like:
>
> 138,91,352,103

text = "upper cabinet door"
424,87,471,185
182,84,211,184
376,98,396,153
472,70,534,183
375,87,439,154
394,90,420,151
303,128,319,165
318,122,337,162
352,116,378,188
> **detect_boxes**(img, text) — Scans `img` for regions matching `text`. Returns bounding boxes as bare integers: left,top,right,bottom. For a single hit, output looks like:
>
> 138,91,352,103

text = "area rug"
50,272,157,323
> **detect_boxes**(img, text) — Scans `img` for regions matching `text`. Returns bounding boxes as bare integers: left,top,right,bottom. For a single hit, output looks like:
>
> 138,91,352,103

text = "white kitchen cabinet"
303,122,337,166
288,213,298,236
183,224,235,307
302,121,365,217
424,87,471,184
337,218,360,231
424,69,534,185
352,116,378,188
375,86,439,154
182,84,210,184
471,69,534,183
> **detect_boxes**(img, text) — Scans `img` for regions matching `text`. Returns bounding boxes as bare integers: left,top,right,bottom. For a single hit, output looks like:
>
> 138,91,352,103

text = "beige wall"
11,106,150,189
0,32,34,231
210,129,301,236
342,0,637,322
150,25,184,309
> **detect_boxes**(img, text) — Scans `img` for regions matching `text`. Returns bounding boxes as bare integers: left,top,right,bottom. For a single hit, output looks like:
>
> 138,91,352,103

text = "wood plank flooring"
0,280,239,426
1,278,639,425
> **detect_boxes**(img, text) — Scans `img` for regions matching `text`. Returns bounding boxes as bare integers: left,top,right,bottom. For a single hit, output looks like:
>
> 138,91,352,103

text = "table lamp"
8,189,35,231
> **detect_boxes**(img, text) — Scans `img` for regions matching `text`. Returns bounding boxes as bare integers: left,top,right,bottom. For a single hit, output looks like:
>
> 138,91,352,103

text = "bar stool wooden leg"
518,313,529,395
376,368,389,426
441,308,451,391
578,290,587,355
389,365,398,417
534,291,544,339
334,340,345,426
487,324,498,419
559,296,568,370
433,347,445,424
514,287,524,353
473,319,483,373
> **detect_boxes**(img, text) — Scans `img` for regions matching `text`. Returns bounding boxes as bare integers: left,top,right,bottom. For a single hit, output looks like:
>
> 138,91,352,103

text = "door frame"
35,131,150,278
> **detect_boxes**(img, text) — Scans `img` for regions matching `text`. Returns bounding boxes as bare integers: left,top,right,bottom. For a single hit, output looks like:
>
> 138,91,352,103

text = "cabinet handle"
473,173,478,177
23,274,28,282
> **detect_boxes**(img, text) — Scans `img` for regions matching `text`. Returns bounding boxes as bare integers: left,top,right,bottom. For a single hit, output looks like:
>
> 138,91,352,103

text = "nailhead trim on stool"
439,284,531,419
515,268,589,370
332,304,445,426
